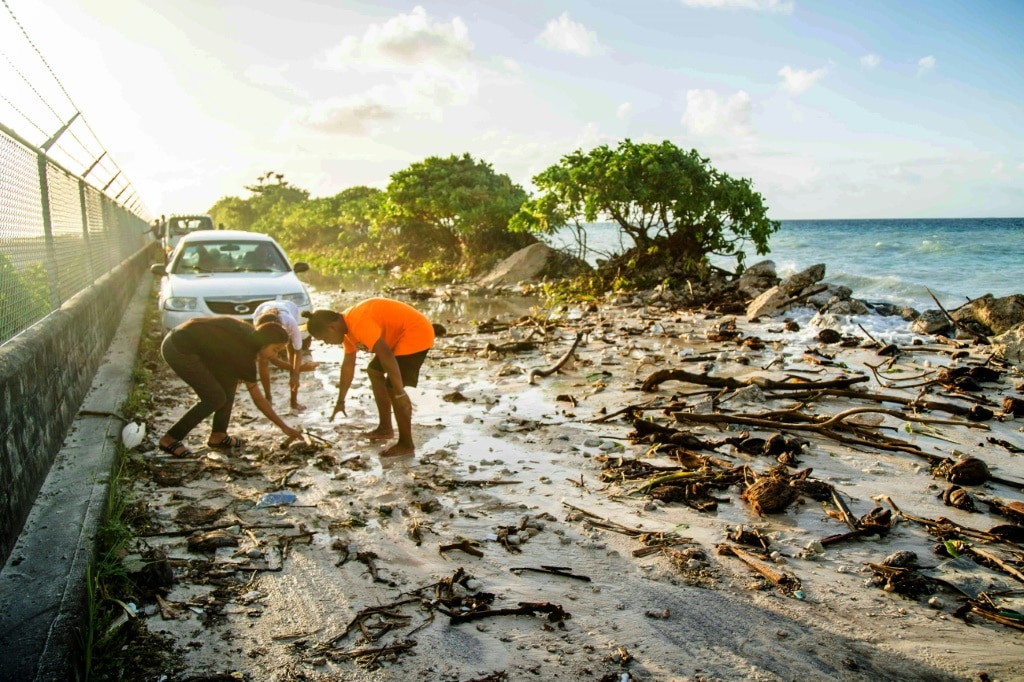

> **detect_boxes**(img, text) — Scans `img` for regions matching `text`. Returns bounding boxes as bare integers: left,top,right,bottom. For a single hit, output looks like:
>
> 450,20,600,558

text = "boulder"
779,263,826,296
993,323,1024,368
911,310,951,336
477,243,570,288
734,260,779,300
746,285,788,320
745,264,827,320
951,294,1024,336
823,298,870,316
805,284,853,310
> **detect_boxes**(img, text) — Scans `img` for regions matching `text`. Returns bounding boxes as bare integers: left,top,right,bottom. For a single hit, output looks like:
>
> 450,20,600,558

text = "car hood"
163,272,307,298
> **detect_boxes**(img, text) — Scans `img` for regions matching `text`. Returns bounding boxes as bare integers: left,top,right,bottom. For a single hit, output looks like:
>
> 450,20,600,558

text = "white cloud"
917,55,936,75
617,102,633,119
536,12,604,56
680,0,794,13
860,54,880,69
503,59,521,73
293,93,398,136
324,6,473,69
778,65,828,94
681,89,754,137
294,68,479,135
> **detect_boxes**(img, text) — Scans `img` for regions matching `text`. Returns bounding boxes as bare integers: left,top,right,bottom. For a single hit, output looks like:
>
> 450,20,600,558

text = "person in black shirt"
157,316,303,457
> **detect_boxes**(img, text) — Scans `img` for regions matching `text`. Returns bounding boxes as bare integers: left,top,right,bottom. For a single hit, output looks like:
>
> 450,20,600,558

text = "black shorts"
367,350,429,388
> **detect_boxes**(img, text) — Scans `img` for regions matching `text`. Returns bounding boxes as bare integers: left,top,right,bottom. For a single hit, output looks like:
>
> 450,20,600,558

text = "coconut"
947,456,991,486
942,484,977,512
742,471,798,516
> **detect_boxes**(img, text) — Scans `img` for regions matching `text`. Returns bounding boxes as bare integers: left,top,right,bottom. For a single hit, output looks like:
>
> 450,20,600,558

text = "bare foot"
381,442,415,458
363,428,394,441
290,401,306,412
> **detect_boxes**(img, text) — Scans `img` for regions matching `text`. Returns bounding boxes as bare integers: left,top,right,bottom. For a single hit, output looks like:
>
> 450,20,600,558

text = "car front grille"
206,298,274,315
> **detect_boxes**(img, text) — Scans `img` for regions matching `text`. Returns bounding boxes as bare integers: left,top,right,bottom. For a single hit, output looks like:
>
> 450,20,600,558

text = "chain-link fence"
0,122,151,346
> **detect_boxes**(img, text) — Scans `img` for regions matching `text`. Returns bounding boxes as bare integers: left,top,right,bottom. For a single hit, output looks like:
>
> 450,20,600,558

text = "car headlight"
165,296,198,311
281,292,309,306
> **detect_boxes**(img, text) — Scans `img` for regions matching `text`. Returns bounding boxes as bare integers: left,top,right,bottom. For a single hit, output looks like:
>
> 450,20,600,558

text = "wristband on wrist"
393,391,407,399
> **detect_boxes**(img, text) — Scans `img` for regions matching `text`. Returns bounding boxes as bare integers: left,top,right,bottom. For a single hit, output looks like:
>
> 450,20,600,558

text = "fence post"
78,179,95,281
36,152,60,310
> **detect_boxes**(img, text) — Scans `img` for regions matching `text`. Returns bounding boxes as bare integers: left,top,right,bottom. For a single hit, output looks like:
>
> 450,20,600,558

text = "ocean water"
551,218,1024,313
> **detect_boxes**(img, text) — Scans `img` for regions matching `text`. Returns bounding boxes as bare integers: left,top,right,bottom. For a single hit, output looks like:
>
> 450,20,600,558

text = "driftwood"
510,566,592,582
439,540,484,558
717,543,802,596
672,406,985,459
529,331,584,384
641,368,868,392
326,639,417,661
449,602,570,625
927,288,989,345
820,491,893,546
142,521,295,538
780,387,972,417
319,599,420,648
882,497,1011,544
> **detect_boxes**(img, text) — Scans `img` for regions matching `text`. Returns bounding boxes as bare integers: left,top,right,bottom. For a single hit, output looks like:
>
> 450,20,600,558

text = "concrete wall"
0,244,158,567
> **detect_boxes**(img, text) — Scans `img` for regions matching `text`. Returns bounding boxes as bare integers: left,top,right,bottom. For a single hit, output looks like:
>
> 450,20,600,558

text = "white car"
152,230,312,331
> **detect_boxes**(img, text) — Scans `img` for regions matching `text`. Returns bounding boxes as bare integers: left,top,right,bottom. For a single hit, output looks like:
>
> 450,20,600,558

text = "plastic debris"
255,491,297,508
121,421,146,449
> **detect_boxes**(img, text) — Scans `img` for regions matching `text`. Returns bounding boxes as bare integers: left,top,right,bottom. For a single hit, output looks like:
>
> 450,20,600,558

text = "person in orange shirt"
303,299,435,457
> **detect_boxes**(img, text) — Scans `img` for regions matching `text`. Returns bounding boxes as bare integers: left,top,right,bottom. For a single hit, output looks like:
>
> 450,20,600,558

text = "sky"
1,0,1022,220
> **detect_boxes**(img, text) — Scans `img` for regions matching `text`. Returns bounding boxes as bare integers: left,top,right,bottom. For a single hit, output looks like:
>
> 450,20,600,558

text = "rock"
477,243,590,288
823,298,870,316
881,550,918,568
734,260,779,299
745,264,827,320
951,294,1024,336
993,324,1024,369
746,285,789,320
779,263,826,296
805,284,853,310
817,329,842,344
910,310,951,336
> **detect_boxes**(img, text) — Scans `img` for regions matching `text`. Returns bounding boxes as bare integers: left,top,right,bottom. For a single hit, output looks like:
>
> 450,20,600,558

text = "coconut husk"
942,485,977,512
947,457,991,486
1002,396,1024,417
742,469,799,516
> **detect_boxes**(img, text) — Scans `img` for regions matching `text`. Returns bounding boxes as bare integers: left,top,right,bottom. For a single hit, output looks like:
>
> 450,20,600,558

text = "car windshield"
170,240,288,273
167,216,214,236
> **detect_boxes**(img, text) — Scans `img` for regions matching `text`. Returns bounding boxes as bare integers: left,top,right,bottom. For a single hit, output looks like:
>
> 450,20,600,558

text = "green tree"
512,139,779,277
275,187,387,269
208,195,255,232
381,153,533,275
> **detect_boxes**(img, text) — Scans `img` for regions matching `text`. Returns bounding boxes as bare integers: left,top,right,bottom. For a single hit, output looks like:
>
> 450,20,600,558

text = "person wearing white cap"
252,300,317,410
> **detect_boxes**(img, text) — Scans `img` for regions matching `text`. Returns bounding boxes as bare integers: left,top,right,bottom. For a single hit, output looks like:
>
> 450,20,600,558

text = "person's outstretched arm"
244,381,301,441
331,352,356,421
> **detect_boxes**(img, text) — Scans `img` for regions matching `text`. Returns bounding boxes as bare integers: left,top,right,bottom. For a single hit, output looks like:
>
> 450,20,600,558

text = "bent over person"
252,299,317,410
303,299,434,457
157,316,303,457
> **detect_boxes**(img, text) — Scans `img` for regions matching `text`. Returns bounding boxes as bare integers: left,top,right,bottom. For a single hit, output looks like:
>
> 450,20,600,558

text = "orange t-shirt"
342,298,434,356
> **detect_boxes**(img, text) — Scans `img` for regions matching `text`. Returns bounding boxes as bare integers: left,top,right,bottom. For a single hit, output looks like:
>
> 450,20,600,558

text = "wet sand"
132,287,1024,681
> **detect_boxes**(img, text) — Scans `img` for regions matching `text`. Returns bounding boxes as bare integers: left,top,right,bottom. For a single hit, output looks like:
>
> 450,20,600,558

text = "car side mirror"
150,263,167,276
293,262,309,274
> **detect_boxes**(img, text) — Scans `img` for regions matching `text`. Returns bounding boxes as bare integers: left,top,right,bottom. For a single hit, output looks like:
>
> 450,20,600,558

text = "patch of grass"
80,283,181,680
